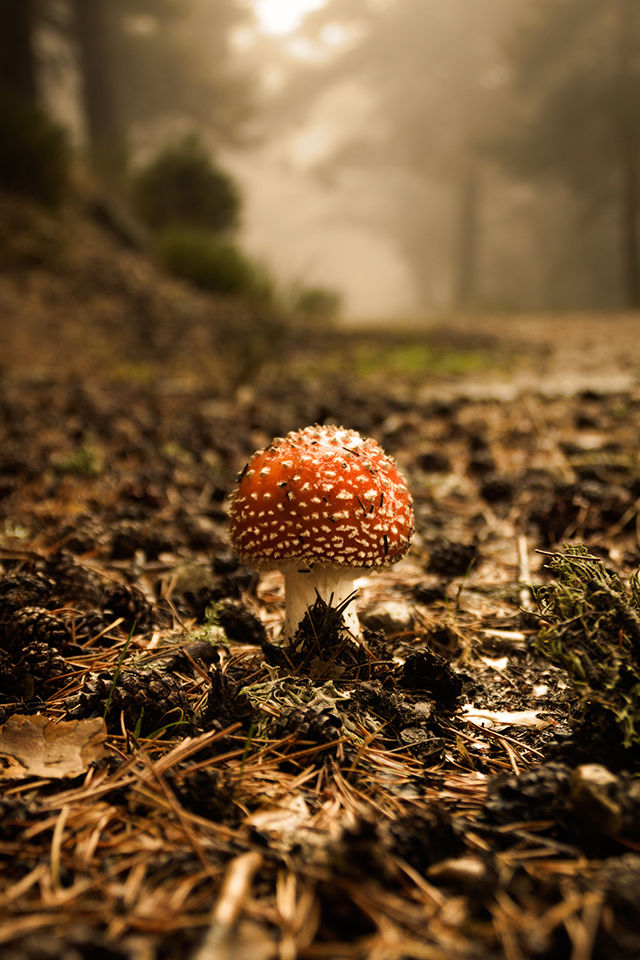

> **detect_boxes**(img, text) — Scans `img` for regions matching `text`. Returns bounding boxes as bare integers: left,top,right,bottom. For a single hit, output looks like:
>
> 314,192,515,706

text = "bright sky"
253,0,327,35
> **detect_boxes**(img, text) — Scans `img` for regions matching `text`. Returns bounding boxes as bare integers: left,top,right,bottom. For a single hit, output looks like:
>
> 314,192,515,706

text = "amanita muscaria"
228,424,414,637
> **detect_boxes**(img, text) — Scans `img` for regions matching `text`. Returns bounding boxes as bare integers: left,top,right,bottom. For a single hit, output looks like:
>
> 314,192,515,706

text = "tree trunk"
71,0,126,182
0,0,38,101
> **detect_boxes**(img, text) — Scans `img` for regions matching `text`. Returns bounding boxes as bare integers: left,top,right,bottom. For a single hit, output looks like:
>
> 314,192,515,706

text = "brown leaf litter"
1,369,640,959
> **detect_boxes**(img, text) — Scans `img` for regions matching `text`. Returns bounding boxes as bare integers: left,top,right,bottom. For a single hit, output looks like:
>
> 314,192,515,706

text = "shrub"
0,87,70,207
131,136,240,234
157,227,273,302
293,285,342,321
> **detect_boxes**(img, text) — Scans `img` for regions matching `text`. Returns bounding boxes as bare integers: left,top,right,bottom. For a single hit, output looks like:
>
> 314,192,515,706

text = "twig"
535,549,604,562
192,851,264,959
50,805,71,890
517,535,535,612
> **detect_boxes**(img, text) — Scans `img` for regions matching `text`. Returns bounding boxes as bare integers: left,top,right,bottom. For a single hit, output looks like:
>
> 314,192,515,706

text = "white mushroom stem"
282,564,364,639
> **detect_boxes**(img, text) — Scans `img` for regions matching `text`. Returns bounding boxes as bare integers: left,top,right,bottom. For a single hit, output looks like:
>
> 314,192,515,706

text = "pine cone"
270,704,343,748
18,640,68,698
427,539,479,578
110,520,174,560
115,669,189,734
216,601,267,645
66,668,191,737
64,671,112,720
0,573,57,617
71,610,118,646
0,651,19,700
103,582,154,630
169,767,235,823
44,549,103,606
198,667,249,727
1,606,72,655
57,513,109,554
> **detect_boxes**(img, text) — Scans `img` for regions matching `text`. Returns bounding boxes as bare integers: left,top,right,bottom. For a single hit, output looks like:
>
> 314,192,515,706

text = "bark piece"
0,714,106,780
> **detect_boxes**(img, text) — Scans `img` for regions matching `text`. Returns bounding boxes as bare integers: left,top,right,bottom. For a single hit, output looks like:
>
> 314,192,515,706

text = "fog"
232,0,640,317
235,147,417,318
4,0,640,319
232,73,418,318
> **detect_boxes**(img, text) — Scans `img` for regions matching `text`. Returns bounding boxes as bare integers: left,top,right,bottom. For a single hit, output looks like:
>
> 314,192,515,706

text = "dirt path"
434,311,640,397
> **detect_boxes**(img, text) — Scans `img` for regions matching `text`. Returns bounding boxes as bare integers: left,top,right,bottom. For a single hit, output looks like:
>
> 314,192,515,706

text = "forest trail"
431,312,640,398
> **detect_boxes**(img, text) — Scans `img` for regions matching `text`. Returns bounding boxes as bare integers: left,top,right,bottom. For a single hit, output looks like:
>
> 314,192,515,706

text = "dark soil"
1,193,640,959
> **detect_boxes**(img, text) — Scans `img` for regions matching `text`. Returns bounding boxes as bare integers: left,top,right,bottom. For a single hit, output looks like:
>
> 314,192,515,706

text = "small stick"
517,536,535,612
193,851,264,959
535,548,604,562
50,805,71,890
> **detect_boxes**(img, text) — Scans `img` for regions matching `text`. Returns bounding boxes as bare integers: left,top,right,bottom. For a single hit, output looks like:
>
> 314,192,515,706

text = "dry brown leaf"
0,714,107,780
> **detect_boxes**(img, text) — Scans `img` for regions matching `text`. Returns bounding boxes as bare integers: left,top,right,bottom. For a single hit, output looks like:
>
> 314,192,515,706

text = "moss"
534,544,640,747
352,342,493,378
53,439,103,477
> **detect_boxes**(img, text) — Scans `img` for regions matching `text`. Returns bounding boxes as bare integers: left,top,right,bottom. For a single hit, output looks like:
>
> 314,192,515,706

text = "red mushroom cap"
229,424,414,569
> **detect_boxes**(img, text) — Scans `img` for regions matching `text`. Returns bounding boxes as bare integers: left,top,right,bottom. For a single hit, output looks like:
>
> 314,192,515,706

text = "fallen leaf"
0,714,107,780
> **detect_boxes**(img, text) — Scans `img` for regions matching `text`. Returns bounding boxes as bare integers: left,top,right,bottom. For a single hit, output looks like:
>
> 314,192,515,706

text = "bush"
293,285,342,321
157,227,274,301
0,87,70,207
131,136,240,234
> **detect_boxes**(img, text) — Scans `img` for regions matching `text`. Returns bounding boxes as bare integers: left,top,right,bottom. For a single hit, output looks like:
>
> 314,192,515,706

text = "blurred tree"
496,0,640,307
69,0,253,182
0,0,39,102
0,85,70,206
273,0,513,310
0,1,70,206
115,0,253,145
70,0,125,182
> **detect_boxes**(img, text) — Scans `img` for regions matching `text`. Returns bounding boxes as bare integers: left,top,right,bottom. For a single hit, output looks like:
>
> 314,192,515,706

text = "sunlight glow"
254,0,327,36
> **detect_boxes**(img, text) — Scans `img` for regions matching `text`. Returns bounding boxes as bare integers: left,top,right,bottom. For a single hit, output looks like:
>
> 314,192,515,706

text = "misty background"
2,0,639,321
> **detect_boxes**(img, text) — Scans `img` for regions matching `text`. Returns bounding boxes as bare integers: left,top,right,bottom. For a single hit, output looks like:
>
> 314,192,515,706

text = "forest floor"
1,191,640,959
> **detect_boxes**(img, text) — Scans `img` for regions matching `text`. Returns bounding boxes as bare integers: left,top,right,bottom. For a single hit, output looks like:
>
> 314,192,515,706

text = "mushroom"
228,424,414,638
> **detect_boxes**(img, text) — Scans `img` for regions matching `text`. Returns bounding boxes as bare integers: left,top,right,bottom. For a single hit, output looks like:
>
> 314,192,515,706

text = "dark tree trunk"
71,0,126,182
0,0,38,101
